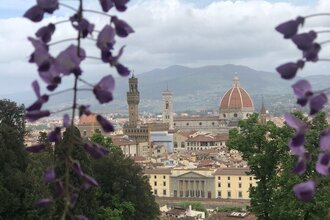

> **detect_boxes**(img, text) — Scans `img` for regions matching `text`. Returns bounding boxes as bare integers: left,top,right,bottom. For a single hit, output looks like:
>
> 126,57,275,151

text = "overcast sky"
0,0,330,96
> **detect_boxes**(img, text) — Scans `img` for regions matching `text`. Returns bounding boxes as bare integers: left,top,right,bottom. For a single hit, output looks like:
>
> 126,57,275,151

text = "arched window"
234,113,238,117
165,101,169,109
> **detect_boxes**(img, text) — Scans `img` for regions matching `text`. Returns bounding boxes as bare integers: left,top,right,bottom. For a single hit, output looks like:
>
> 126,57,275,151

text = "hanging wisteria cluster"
23,0,133,219
275,14,330,202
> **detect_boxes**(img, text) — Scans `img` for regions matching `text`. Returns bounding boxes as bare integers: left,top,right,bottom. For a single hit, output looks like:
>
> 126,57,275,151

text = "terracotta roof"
79,114,97,125
187,133,228,142
174,116,219,121
144,168,172,174
131,156,146,162
220,76,253,110
214,168,251,176
176,130,197,138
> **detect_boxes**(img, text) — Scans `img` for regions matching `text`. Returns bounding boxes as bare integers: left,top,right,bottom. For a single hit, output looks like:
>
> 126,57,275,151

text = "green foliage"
90,132,160,220
0,99,53,219
228,112,330,220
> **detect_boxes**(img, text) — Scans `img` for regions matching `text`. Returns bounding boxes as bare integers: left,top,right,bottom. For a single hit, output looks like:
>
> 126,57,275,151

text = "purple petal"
112,16,134,37
303,43,321,62
70,16,94,38
93,75,115,104
276,60,304,80
43,167,56,183
113,0,129,12
275,16,305,39
292,80,312,99
79,105,91,117
96,115,115,132
115,63,130,76
32,80,41,98
63,114,70,128
55,45,86,75
70,193,79,207
292,159,307,175
37,0,59,14
284,112,307,134
26,96,49,112
320,128,330,150
293,180,316,202
96,25,116,51
289,133,305,156
26,144,46,153
48,127,61,143
309,93,327,115
54,181,64,196
84,143,109,159
36,23,56,43
316,153,330,175
23,5,44,22
75,215,89,220
72,160,84,177
291,31,317,50
35,198,52,208
99,0,114,12
83,174,99,187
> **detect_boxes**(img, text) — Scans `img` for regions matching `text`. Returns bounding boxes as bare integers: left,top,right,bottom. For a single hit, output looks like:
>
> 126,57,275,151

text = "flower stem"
316,30,330,34
59,2,78,12
83,9,113,18
49,88,74,97
86,55,102,61
49,38,77,46
319,40,330,45
305,13,330,19
78,78,95,87
54,19,70,25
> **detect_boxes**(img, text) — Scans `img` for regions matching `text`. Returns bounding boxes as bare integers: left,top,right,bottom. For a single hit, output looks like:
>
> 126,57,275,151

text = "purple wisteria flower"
26,81,49,112
97,25,116,51
293,180,316,202
37,0,59,14
83,174,99,187
316,152,330,175
113,0,129,12
309,93,327,115
70,192,79,207
24,0,59,22
96,115,115,132
70,15,94,38
26,144,46,153
276,60,305,79
84,143,109,159
35,198,53,208
79,105,91,117
291,31,317,50
303,43,321,62
275,16,305,39
36,23,56,43
99,0,114,12
292,79,313,106
25,110,50,122
93,75,115,104
292,152,309,175
63,114,70,128
56,45,86,76
75,215,89,220
112,16,134,37
320,127,330,151
72,160,84,177
43,167,56,183
54,181,64,196
48,127,61,143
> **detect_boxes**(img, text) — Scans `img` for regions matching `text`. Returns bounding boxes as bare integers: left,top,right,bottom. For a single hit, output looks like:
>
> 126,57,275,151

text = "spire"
232,73,240,87
260,97,266,114
131,69,135,78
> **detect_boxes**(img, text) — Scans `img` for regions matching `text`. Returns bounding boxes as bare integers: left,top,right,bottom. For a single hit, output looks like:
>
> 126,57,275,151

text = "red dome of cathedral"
220,75,253,110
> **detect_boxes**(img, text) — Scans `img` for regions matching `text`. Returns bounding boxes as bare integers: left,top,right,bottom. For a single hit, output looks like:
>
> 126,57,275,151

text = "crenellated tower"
162,87,174,130
127,75,140,126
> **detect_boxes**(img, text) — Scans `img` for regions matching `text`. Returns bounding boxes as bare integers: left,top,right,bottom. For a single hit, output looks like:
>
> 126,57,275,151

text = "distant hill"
2,64,326,115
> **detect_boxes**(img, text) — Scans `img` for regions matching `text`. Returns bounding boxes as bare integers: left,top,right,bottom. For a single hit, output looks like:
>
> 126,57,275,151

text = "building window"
154,181,157,186
223,114,226,118
174,123,176,126
199,122,202,126
163,189,166,196
212,122,215,126
238,191,243,198
250,177,253,181
218,176,221,180
166,101,169,109
239,177,242,181
154,175,157,179
218,191,221,198
154,189,157,195
234,113,238,117
228,183,231,188
227,191,231,198
163,176,166,179
181,142,185,148
186,123,189,126
239,183,242,188
228,176,230,181
163,182,166,187
250,183,253,188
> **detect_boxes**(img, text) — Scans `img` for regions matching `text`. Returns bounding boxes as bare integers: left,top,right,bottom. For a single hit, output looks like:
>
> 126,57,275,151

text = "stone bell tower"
162,86,174,130
127,75,140,126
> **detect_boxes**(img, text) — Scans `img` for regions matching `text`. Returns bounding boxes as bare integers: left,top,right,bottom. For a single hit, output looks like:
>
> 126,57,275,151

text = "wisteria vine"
23,0,133,219
276,14,330,202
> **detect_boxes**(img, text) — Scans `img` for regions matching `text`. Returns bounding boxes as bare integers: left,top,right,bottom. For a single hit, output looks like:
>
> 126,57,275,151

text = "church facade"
173,75,254,133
